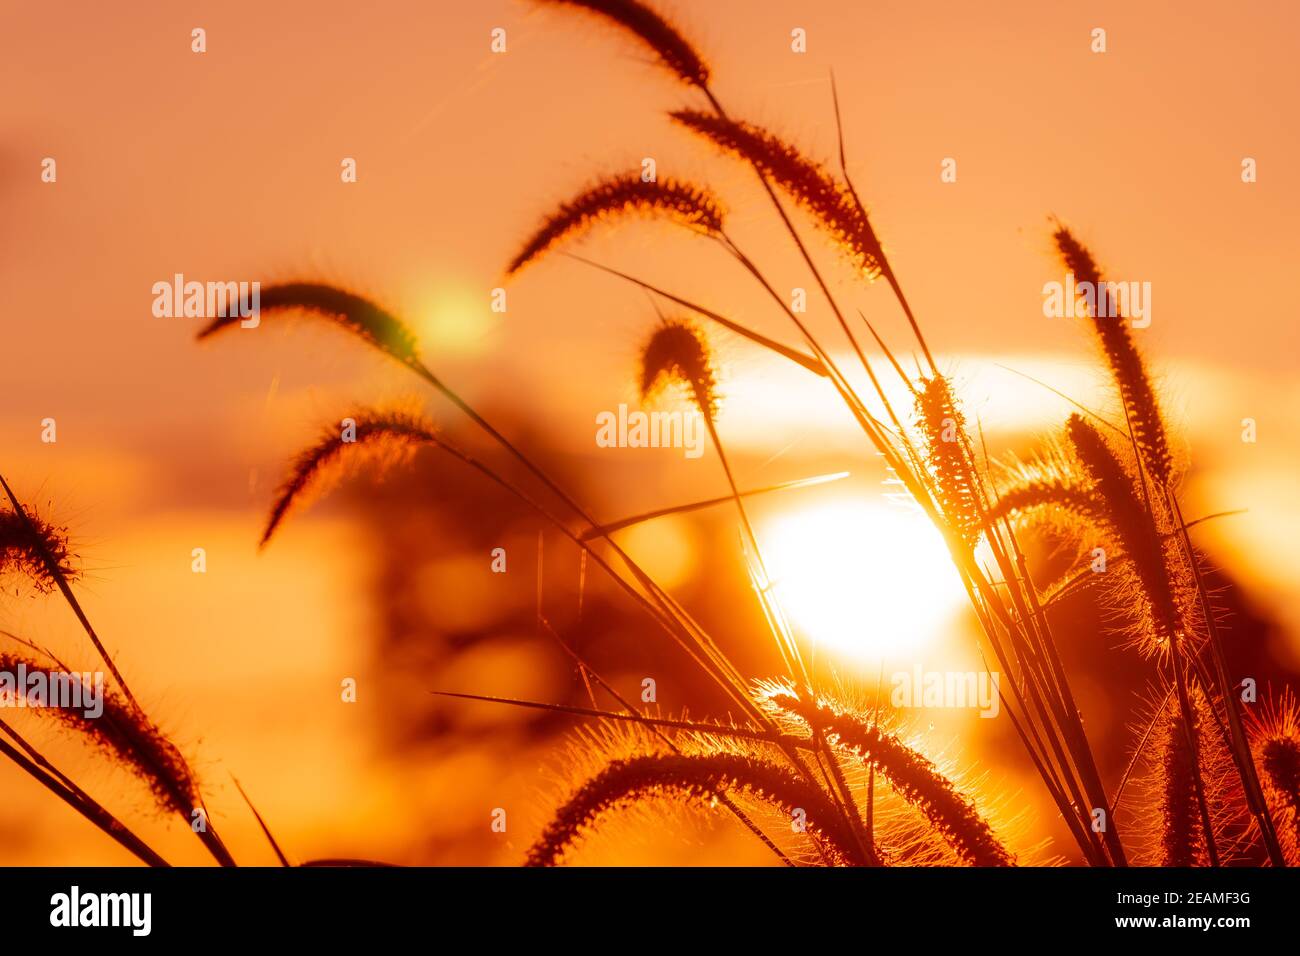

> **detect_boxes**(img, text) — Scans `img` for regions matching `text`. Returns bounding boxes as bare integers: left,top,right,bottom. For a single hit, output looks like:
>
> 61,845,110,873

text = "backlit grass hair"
916,376,982,548
640,318,718,418
768,688,1014,866
671,110,885,279
261,406,439,547
1066,414,1181,650
525,752,866,866
198,282,420,367
508,175,725,274
1054,225,1173,487
0,651,199,817
0,508,78,593
1246,689,1300,862
535,0,710,88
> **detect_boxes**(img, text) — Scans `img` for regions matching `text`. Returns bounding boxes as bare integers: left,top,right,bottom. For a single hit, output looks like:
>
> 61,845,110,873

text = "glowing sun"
761,500,967,663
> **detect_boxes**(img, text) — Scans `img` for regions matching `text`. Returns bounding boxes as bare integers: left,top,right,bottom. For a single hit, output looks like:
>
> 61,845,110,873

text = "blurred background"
1,0,1297,865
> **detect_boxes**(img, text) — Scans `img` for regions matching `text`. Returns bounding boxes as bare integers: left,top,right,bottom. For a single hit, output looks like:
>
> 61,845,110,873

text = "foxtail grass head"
639,319,717,418
1053,225,1173,487
915,376,982,548
1157,701,1202,866
535,0,710,88
764,685,1014,866
0,507,78,594
0,650,199,817
671,110,885,280
262,406,439,547
1246,689,1300,861
1066,413,1181,650
1131,684,1250,867
197,283,421,368
526,751,867,866
508,174,724,274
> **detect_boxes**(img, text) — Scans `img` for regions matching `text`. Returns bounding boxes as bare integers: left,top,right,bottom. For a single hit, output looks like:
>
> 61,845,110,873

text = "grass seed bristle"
640,319,718,417
537,0,710,88
1158,702,1202,866
262,407,439,546
197,283,420,366
1067,414,1180,647
526,752,866,866
671,110,885,279
0,651,198,816
509,175,724,274
0,509,78,593
916,376,982,547
771,690,1013,866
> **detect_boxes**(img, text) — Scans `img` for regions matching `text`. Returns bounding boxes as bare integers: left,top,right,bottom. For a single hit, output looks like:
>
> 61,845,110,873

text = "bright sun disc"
762,501,967,663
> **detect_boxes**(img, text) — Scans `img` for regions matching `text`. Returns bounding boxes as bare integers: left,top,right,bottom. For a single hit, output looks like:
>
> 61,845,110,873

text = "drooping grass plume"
987,478,1096,529
534,0,710,88
508,175,724,274
1066,414,1180,648
916,376,982,547
639,318,717,417
261,406,439,547
0,508,77,593
989,439,1103,544
671,110,885,279
1053,226,1173,487
525,752,867,866
1246,690,1300,861
197,283,420,366
770,689,1014,867
0,651,199,817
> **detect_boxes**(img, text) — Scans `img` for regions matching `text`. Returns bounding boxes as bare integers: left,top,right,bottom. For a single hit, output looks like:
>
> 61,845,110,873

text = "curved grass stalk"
260,407,439,547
